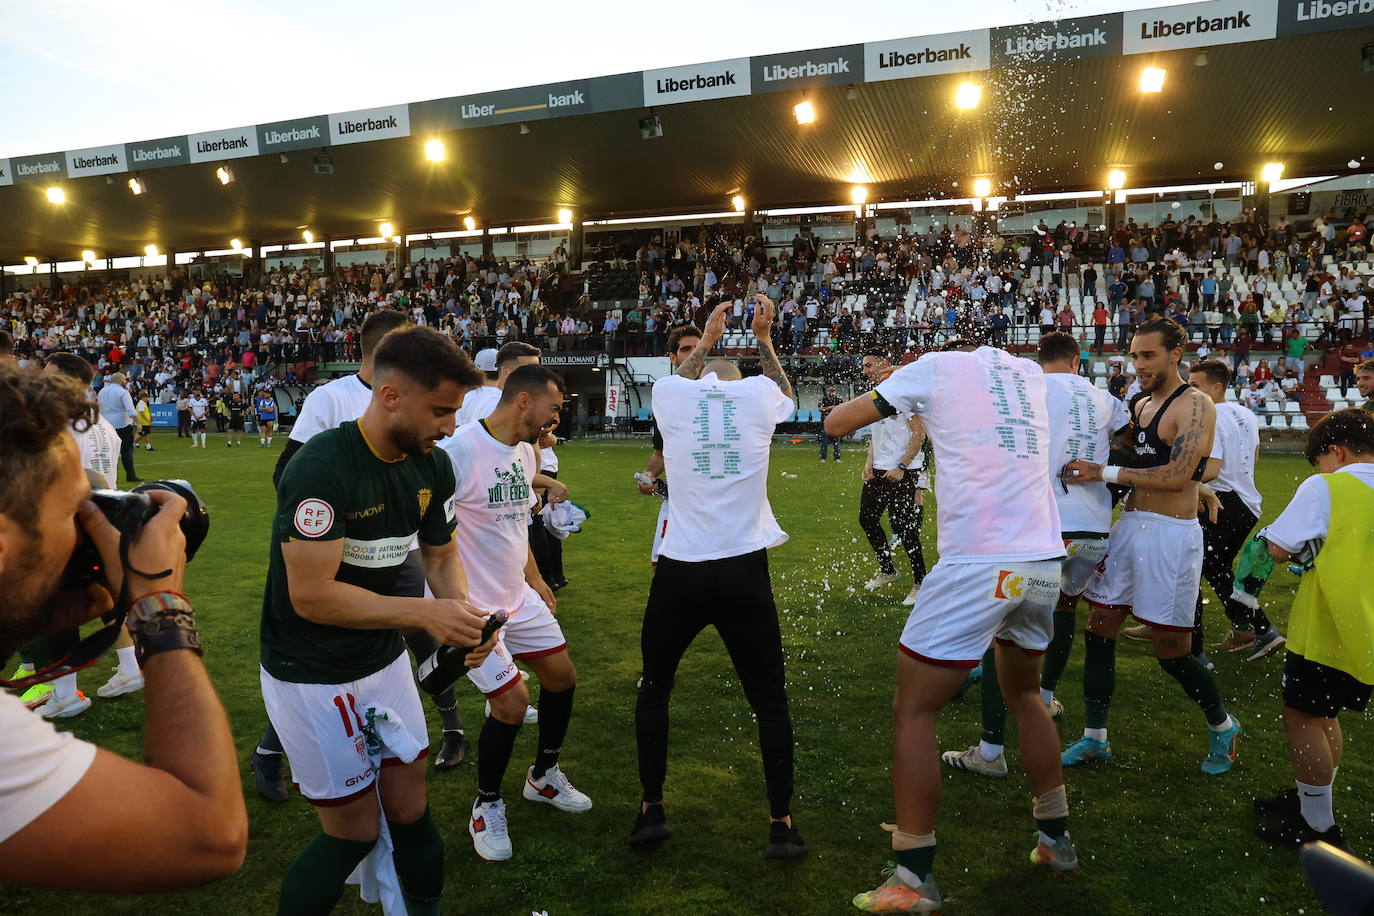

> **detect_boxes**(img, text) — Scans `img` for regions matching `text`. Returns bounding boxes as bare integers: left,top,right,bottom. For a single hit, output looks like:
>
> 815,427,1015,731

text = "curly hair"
0,363,95,534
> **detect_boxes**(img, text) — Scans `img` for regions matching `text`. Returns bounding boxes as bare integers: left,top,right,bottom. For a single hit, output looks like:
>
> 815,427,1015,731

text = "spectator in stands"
1338,341,1362,397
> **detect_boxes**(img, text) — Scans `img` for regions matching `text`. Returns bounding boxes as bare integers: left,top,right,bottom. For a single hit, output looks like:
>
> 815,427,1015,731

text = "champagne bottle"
417,610,508,696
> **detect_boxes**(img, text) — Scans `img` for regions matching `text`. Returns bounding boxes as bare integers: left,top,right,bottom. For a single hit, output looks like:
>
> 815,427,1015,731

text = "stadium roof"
2,1,1372,264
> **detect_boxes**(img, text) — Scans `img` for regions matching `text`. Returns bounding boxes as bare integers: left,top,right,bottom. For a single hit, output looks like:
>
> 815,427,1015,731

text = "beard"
0,530,65,661
392,423,435,457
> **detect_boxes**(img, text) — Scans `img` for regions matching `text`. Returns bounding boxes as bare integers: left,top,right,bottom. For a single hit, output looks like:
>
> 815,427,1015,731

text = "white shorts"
1061,536,1110,598
1083,511,1204,631
467,587,566,697
650,499,670,565
899,559,1062,667
260,651,427,806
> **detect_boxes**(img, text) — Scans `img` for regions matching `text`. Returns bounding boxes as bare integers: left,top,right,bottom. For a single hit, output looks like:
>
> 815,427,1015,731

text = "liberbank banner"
642,58,751,106
411,73,641,132
0,159,12,188
751,45,864,93
1123,0,1278,52
10,152,66,184
1276,0,1374,34
991,14,1123,65
864,29,991,81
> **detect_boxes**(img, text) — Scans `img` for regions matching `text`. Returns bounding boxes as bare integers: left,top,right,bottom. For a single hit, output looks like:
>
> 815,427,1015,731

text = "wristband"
1102,466,1122,484
129,591,193,624
897,463,908,471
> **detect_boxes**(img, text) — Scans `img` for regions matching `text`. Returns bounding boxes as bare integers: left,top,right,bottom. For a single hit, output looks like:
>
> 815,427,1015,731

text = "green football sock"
1158,654,1229,727
388,806,444,916
278,832,375,916
1082,632,1116,730
978,647,1006,746
1040,611,1077,692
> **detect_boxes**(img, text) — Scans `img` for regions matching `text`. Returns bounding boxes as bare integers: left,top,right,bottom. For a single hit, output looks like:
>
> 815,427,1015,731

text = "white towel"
541,500,589,540
345,705,428,915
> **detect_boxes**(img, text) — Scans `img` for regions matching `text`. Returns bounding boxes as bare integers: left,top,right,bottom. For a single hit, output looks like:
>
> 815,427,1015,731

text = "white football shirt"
437,421,538,613
289,374,371,443
651,373,793,562
74,415,120,487
867,412,918,471
1213,402,1263,517
875,348,1063,563
456,385,501,427
1044,372,1129,534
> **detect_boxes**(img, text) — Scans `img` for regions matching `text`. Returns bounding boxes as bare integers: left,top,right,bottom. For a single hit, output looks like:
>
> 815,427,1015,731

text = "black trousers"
528,470,564,583
1191,489,1266,652
858,474,925,581
115,424,136,481
177,409,191,437
635,549,794,818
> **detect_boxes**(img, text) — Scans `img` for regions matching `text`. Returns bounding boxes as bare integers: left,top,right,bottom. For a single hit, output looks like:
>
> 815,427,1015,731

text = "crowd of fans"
4,207,1370,419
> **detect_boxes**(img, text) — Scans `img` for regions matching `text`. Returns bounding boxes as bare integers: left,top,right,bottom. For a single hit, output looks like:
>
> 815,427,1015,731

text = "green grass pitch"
11,432,1368,915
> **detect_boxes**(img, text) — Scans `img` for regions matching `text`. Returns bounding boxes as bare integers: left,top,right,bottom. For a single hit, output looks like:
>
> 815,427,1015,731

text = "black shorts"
190,418,206,431
228,417,244,431
1283,651,1372,718
138,425,151,436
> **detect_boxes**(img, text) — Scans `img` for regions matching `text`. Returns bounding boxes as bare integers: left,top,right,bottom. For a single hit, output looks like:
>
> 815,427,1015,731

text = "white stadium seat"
1225,389,1238,401
1284,401,1301,413
1291,415,1310,430
1319,375,1337,389
1094,377,1108,389
1268,415,1288,429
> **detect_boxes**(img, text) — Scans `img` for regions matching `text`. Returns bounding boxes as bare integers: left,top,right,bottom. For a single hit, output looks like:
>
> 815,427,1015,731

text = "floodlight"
1261,162,1284,184
144,244,158,258
463,216,476,232
302,230,314,244
216,165,234,185
1140,67,1166,93
793,100,816,125
81,250,97,265
379,222,394,239
425,139,445,162
45,187,65,204
850,185,868,205
128,176,145,195
1108,169,1127,190
230,238,243,251
955,83,981,109
732,194,746,212
972,178,992,198
557,209,572,225
24,256,38,266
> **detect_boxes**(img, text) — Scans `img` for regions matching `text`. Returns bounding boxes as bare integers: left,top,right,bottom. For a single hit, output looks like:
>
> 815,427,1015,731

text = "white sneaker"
902,583,922,606
940,744,1008,778
484,700,539,724
522,765,593,812
41,690,92,719
469,798,513,861
97,668,145,698
864,571,900,591
1045,696,1064,720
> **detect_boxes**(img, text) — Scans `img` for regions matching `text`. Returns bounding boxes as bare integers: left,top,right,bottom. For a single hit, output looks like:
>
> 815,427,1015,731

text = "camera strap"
0,530,173,692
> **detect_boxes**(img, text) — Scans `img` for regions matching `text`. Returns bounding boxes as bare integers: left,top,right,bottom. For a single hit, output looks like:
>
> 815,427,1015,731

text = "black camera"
64,479,210,587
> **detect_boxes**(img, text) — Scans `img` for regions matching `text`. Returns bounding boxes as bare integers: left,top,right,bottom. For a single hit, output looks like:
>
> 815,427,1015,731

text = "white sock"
267,436,272,445
19,662,34,673
978,740,1003,761
1084,727,1107,742
1208,714,1235,732
895,865,925,889
1040,688,1055,706
116,645,140,678
260,437,265,444
1297,780,1335,831
52,673,78,702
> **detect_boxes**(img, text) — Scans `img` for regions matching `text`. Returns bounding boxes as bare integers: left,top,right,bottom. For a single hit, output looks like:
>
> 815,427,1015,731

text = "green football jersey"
260,421,457,683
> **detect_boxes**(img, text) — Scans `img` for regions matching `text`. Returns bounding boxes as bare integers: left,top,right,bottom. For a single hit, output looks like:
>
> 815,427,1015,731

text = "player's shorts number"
333,692,364,737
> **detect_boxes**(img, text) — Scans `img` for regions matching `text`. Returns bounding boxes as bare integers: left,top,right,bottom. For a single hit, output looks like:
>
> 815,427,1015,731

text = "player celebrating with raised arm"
826,334,1076,914
631,295,806,859
439,365,591,863
260,326,494,915
1062,317,1243,775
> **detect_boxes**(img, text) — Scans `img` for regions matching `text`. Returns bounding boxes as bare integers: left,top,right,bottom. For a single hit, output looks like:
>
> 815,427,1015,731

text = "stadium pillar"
481,228,493,259
0,267,7,300
323,235,335,275
245,240,263,288
1105,195,1122,234
396,237,409,273
1254,184,1271,226
49,260,59,294
569,220,584,266
743,208,757,238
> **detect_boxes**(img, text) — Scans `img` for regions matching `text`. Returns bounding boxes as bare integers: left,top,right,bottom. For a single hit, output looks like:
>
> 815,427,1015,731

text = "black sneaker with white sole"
1254,786,1300,819
250,750,289,803
629,803,671,847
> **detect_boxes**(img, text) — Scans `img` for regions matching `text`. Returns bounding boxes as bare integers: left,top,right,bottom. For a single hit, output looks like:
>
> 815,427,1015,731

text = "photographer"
0,363,247,891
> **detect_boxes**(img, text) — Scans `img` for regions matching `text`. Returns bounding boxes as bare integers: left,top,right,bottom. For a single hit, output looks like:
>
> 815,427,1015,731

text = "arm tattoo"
1120,392,1209,490
676,341,710,380
756,338,793,399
